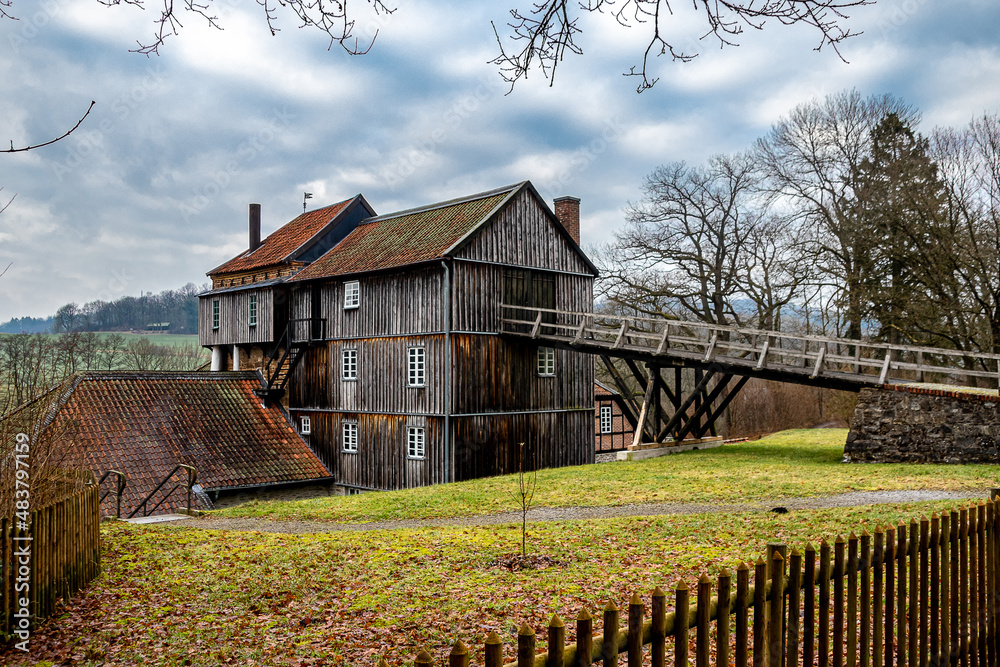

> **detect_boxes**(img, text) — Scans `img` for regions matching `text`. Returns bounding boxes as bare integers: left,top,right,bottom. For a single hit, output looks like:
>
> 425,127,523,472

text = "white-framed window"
344,280,360,309
408,346,425,387
342,422,358,453
600,406,613,434
407,426,425,459
212,300,220,330
342,349,358,380
248,294,257,327
537,347,555,376
300,415,311,435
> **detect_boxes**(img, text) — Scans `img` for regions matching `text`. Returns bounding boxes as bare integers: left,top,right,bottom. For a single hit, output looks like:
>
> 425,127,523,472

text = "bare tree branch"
0,263,10,279
0,188,13,215
90,0,395,56
493,0,870,93
3,101,96,154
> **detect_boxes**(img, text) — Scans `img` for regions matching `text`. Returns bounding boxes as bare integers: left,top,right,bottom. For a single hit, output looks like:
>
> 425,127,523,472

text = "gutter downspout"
441,260,452,484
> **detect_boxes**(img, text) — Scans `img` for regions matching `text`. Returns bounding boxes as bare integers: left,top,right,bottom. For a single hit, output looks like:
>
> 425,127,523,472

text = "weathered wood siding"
198,288,275,346
451,261,594,333
451,410,593,481
451,334,592,413
294,411,444,490
290,267,446,341
455,188,593,274
289,335,446,414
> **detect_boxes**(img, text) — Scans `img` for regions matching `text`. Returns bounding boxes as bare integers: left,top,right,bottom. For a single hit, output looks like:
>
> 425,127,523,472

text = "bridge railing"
500,304,1000,389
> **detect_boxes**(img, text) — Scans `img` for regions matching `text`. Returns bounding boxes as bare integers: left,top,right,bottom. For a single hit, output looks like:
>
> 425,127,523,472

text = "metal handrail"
126,464,197,519
97,470,127,518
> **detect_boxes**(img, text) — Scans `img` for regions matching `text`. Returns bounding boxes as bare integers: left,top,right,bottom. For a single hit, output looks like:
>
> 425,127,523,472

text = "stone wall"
845,385,1000,463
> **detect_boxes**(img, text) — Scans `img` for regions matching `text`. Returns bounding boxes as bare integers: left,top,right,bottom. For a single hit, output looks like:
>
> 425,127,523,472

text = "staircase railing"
97,469,127,518
126,464,197,519
262,318,326,391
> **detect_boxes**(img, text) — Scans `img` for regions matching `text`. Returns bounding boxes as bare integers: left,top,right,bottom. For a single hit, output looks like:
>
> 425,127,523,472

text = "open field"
0,332,201,349
214,429,1000,523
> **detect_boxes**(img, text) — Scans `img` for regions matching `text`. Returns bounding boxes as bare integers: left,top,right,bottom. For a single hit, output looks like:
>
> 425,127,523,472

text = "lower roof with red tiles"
29,371,331,516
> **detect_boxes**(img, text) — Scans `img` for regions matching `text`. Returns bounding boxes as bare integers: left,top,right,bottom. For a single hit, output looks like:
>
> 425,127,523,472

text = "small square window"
212,300,220,330
249,294,257,327
600,406,613,434
537,347,555,376
407,426,425,459
344,281,360,309
342,422,358,453
408,347,425,387
300,415,311,435
342,349,358,380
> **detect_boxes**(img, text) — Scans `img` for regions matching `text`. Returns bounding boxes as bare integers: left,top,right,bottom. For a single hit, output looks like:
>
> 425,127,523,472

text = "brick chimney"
553,196,580,245
249,203,261,251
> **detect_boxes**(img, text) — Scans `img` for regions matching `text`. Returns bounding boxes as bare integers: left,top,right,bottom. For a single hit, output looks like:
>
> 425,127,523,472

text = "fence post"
718,569,732,667
820,540,832,667
603,601,619,667
577,609,593,667
415,649,434,667
485,631,503,667
834,536,845,667
652,587,666,667
697,575,711,667
676,581,690,667
873,530,884,667
755,557,767,667
848,533,858,667
518,624,536,667
450,640,469,667
931,516,940,667
737,563,750,667
804,544,816,667
919,516,929,667
788,549,802,667
861,530,872,667
629,593,643,667
548,615,565,667
770,551,785,667
978,503,988,664
897,523,907,667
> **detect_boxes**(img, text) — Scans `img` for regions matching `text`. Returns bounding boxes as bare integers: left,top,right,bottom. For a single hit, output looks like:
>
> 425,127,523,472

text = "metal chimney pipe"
249,203,261,251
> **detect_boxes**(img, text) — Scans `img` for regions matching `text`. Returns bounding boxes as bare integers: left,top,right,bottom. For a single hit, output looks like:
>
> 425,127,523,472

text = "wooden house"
594,381,636,453
199,182,598,492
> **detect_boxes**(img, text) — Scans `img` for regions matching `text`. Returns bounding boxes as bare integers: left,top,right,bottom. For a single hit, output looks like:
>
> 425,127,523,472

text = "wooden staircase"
255,318,325,404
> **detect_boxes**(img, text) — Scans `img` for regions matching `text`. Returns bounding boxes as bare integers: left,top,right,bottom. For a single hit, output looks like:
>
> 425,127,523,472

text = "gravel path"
163,489,987,534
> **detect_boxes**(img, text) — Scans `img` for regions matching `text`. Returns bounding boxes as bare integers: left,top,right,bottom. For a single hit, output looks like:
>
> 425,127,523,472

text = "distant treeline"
0,283,206,334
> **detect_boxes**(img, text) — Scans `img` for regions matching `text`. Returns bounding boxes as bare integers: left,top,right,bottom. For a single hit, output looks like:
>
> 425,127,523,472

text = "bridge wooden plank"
631,369,658,448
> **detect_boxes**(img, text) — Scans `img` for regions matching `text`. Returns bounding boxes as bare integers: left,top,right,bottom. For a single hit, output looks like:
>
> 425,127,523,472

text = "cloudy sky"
1,0,999,322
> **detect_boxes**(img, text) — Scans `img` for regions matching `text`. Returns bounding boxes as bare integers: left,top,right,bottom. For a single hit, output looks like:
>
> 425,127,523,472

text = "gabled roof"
290,183,523,282
595,380,620,397
9,371,331,516
209,196,361,276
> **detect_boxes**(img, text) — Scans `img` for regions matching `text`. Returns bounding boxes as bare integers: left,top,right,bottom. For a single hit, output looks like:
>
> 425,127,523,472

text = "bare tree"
595,153,792,327
755,89,917,340
492,0,870,92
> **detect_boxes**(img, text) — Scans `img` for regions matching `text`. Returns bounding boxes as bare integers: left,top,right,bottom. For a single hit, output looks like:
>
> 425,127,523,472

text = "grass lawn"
7,429,999,666
2,500,978,667
213,429,1000,523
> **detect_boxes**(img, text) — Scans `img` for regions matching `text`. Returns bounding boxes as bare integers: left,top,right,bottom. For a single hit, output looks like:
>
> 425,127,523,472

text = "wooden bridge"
500,305,1000,449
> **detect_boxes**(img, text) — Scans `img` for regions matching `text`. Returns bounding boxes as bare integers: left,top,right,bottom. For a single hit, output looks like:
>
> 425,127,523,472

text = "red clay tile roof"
210,198,356,276
25,372,330,516
595,381,618,397
290,184,521,281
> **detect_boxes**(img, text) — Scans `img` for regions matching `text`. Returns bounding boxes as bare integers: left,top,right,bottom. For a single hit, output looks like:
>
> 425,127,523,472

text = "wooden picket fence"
409,495,1000,667
0,481,101,640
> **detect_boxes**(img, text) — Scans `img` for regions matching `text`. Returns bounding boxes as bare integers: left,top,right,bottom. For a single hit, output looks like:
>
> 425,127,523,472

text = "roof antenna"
303,192,313,213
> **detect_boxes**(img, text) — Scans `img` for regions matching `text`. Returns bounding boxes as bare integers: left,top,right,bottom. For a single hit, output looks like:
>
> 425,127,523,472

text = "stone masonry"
844,385,1000,463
